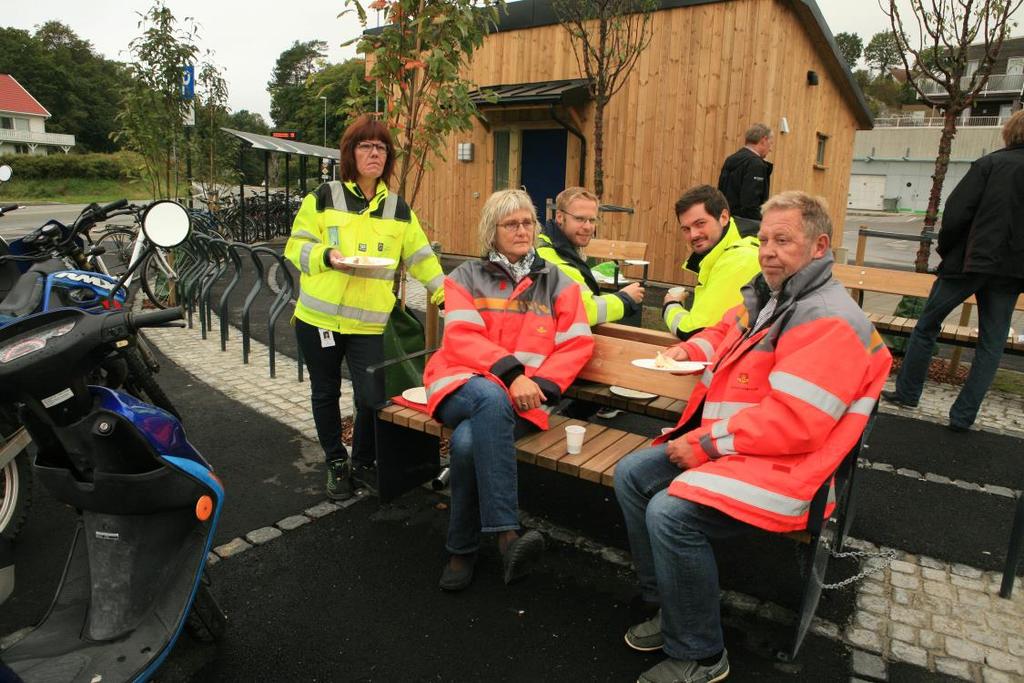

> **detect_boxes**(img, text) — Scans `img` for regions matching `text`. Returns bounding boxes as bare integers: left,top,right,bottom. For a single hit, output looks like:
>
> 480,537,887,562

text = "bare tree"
883,0,1023,272
553,0,657,199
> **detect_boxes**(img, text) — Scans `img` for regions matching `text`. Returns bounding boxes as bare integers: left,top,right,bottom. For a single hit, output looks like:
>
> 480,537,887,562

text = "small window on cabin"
815,133,829,169
0,117,12,130
493,130,510,192
13,118,29,131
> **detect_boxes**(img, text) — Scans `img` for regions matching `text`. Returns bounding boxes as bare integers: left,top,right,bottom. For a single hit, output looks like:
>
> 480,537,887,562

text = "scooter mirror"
142,201,191,248
0,165,11,182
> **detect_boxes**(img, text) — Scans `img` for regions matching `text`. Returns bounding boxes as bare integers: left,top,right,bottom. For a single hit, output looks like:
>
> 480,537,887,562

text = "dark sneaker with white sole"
325,458,353,501
638,651,729,683
625,610,663,651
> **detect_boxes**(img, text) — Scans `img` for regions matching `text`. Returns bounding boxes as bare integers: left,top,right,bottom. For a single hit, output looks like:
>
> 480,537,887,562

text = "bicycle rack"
217,243,246,352
177,236,213,328
239,247,266,366
252,246,299,379
198,239,230,340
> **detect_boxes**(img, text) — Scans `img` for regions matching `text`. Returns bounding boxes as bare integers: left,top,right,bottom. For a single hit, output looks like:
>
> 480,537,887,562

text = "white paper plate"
623,259,649,266
609,385,657,400
339,256,395,269
401,386,427,404
631,358,708,374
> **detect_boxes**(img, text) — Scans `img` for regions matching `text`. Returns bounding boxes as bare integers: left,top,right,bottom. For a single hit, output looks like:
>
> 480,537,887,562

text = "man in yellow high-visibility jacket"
663,185,761,339
536,186,645,326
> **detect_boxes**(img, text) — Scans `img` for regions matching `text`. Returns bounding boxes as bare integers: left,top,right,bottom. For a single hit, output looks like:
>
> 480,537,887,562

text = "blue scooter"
0,203,226,682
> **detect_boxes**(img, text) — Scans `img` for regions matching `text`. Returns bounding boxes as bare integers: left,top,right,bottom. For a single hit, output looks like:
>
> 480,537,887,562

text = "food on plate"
654,351,686,370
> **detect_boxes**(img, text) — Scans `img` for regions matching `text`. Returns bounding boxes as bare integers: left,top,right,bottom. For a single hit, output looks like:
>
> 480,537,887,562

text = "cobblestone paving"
141,277,1024,681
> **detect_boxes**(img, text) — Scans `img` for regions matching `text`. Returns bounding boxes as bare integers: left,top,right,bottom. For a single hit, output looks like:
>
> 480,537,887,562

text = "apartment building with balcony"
918,35,1024,123
0,74,75,156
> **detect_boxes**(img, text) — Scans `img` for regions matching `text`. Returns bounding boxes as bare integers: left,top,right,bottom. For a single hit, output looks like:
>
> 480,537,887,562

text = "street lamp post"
319,96,328,148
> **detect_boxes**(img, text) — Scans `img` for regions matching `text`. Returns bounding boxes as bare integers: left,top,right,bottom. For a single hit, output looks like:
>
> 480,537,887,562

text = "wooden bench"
367,326,868,659
832,263,1024,357
583,238,649,287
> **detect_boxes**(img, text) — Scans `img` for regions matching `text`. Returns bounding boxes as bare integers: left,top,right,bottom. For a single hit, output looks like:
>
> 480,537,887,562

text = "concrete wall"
850,126,1004,212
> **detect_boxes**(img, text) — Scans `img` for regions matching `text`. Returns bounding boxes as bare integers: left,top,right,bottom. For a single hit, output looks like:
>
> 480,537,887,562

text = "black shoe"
501,530,545,585
325,459,353,502
881,390,918,408
947,423,970,433
439,553,476,592
351,462,377,493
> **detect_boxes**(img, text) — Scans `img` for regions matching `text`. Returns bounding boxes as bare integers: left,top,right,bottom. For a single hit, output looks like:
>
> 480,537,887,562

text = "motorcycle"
0,202,227,682
0,191,179,540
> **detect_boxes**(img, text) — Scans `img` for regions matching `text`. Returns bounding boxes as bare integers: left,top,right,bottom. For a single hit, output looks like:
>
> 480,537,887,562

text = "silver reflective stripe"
381,193,398,219
299,291,391,324
703,401,757,420
676,470,813,517
769,371,847,420
666,306,683,330
514,351,547,368
351,268,396,282
700,368,714,387
300,242,314,275
292,229,320,242
330,183,349,212
693,338,714,360
593,296,609,324
426,274,444,294
710,417,731,439
426,373,474,399
445,309,485,327
848,397,876,416
716,433,736,455
404,244,433,269
555,323,592,345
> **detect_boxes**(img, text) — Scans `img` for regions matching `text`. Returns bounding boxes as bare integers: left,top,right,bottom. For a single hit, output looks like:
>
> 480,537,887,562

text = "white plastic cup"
565,425,586,454
660,427,675,436
667,286,685,297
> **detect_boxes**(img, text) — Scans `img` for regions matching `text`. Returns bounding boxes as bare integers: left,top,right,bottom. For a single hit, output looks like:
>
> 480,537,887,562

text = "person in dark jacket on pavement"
717,123,774,226
882,110,1024,432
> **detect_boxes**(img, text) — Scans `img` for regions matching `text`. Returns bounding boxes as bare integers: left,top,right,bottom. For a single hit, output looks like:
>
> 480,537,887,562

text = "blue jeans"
436,376,534,555
614,446,750,660
892,274,1021,428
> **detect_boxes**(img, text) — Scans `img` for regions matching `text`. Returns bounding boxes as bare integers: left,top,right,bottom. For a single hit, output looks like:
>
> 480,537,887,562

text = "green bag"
382,303,427,398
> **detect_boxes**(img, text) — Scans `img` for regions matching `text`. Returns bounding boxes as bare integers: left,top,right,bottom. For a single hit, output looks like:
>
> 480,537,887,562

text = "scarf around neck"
489,249,535,283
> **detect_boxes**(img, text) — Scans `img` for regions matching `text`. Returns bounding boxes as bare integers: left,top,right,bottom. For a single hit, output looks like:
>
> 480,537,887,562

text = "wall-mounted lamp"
457,142,474,162
779,117,790,134
807,70,819,86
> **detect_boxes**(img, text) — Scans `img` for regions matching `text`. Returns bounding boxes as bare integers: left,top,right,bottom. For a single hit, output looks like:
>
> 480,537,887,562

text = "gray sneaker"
326,459,353,501
625,610,663,651
637,651,729,683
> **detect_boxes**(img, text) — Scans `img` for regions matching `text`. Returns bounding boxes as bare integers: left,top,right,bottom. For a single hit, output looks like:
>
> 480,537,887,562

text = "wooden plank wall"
410,0,863,282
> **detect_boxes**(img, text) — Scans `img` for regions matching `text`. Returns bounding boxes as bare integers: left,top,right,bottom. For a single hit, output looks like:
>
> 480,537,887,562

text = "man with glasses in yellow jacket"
663,185,761,340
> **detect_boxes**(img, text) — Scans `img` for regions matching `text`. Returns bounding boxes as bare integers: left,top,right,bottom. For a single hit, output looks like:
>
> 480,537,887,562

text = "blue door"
520,129,568,221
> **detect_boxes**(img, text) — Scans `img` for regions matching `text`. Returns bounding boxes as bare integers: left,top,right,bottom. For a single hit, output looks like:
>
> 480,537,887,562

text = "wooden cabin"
410,0,873,283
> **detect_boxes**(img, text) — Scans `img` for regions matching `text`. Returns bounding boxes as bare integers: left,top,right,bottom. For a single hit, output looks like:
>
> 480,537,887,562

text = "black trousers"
295,319,384,466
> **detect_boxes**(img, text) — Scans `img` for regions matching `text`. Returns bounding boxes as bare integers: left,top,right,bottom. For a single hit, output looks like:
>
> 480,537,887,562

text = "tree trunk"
594,97,605,200
915,108,959,272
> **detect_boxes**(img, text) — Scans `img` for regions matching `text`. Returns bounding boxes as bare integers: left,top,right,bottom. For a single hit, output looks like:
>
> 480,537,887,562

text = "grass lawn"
0,177,156,204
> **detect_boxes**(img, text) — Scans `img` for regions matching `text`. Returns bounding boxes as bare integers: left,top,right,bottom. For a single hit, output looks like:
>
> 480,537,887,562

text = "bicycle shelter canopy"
221,128,340,160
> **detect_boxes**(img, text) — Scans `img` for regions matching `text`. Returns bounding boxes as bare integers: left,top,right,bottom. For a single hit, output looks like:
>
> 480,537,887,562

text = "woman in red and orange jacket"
423,189,593,592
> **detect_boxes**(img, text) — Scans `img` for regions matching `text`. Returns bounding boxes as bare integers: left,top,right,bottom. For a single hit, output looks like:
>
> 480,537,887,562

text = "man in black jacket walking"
883,110,1024,431
717,123,774,224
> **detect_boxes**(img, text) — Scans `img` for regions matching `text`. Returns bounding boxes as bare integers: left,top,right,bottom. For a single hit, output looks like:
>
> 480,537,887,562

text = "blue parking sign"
181,65,195,100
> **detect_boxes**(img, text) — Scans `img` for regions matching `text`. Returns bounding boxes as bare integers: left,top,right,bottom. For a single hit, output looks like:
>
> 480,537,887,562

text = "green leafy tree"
312,58,375,146
864,30,903,78
883,0,1024,271
115,2,202,198
834,32,864,70
268,40,327,137
225,110,271,185
343,0,505,204
553,0,658,199
192,61,233,194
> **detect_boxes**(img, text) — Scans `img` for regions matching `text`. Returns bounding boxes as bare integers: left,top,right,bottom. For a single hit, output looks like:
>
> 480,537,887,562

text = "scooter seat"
0,271,45,318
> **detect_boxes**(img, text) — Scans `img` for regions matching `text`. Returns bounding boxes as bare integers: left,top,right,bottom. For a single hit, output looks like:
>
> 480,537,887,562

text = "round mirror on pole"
0,166,12,182
141,201,191,248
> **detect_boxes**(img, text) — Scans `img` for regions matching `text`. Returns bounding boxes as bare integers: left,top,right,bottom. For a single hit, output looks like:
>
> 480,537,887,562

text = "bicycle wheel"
139,250,177,309
95,228,137,277
122,346,180,419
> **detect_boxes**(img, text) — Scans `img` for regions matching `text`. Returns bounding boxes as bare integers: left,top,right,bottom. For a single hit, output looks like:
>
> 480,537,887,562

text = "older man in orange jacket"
614,191,891,683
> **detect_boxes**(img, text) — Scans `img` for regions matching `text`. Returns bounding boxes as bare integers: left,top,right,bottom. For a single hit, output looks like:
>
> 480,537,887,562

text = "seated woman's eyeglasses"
356,141,388,154
497,219,535,233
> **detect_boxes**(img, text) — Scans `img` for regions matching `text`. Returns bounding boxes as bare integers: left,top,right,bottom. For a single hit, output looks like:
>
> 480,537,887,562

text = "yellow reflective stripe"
676,470,821,517
692,338,715,360
769,371,847,419
292,229,320,243
848,397,876,416
425,373,474,399
381,193,399,219
474,297,510,310
703,401,757,420
425,274,444,293
665,303,684,330
330,182,349,212
404,244,433,269
300,242,314,275
513,351,547,368
445,309,485,327
298,291,391,324
592,296,609,324
555,323,591,345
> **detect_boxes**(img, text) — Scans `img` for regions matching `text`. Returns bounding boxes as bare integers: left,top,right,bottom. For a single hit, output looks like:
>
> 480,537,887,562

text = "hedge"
0,151,145,181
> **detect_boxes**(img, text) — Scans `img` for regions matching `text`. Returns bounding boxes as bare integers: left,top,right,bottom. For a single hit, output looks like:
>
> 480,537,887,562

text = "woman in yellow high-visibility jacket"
285,114,444,502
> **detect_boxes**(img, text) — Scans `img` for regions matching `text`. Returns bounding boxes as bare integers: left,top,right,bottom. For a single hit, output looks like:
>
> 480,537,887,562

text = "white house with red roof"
0,74,75,155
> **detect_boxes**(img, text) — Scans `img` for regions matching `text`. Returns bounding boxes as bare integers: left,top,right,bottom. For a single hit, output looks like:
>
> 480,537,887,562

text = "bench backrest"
832,263,1024,311
578,331,696,401
584,238,647,262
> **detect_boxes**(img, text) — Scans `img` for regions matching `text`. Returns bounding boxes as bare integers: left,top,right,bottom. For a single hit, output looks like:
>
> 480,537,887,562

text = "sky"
0,1,1015,123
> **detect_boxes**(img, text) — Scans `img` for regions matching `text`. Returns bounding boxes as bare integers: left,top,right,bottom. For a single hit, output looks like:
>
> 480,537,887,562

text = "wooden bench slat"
579,432,650,484
602,438,656,486
556,427,633,476
514,415,569,464
391,407,421,428
377,404,405,423
406,410,432,432
534,423,610,471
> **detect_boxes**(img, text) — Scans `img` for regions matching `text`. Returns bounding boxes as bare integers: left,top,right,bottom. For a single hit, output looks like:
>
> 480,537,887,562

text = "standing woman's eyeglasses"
356,141,388,155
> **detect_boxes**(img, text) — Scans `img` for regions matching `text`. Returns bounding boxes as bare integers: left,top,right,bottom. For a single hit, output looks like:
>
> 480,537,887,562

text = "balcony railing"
0,128,76,147
875,115,1011,128
919,72,1024,97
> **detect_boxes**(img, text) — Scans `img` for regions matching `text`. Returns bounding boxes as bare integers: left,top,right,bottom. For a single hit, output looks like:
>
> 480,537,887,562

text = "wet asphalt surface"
1,245,1022,681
